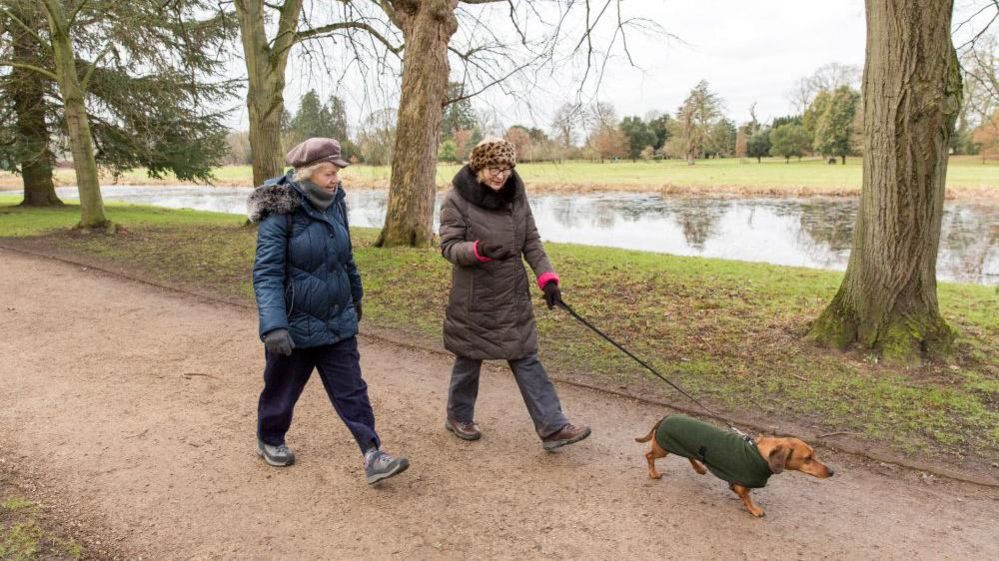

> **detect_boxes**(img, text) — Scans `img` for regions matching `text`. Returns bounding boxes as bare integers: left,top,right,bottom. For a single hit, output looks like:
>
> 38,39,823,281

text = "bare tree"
233,1,401,186
957,32,998,149
810,62,862,92
786,62,862,115
809,0,962,362
786,76,815,114
371,0,663,247
675,80,723,164
584,100,619,133
551,101,585,154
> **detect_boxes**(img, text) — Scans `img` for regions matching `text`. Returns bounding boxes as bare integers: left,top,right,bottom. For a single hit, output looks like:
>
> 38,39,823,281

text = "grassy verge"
2,156,997,198
0,495,82,561
1,199,997,471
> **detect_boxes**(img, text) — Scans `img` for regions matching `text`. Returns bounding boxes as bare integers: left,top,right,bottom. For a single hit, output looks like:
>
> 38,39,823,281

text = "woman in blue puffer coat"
247,137,408,485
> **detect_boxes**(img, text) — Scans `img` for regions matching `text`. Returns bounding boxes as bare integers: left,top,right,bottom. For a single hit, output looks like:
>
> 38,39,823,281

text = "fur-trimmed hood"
452,164,524,210
246,173,303,223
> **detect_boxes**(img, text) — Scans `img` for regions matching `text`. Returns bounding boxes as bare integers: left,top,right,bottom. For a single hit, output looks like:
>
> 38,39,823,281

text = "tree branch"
271,0,305,62
0,7,48,48
66,0,93,28
297,21,403,54
0,60,59,81
80,42,115,92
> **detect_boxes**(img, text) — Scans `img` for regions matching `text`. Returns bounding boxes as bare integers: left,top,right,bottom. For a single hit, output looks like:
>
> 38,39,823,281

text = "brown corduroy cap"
469,137,517,172
285,137,350,169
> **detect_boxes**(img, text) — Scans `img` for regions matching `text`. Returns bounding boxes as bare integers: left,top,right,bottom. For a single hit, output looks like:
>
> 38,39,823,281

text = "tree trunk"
15,83,60,206
43,2,106,227
376,1,458,247
235,0,301,186
246,95,286,185
810,0,960,362
11,7,60,206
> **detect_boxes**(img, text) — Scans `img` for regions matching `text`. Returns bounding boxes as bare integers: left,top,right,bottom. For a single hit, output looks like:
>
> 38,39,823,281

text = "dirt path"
1,248,997,560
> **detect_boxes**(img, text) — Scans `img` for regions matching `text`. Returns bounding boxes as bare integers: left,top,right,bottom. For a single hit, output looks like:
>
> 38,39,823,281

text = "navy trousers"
257,336,380,453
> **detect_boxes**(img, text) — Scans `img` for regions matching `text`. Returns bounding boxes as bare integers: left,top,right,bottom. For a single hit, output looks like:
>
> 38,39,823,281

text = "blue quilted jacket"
248,172,363,348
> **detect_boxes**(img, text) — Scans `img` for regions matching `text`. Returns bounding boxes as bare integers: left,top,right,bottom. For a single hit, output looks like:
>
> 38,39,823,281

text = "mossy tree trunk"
810,0,961,362
234,0,302,187
11,5,60,206
41,0,106,227
376,0,458,247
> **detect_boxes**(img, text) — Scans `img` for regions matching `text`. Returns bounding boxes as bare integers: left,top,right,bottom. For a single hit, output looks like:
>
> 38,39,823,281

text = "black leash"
557,300,749,438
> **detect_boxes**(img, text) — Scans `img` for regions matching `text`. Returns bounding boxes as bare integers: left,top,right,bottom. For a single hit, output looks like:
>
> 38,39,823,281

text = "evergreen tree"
770,123,811,162
619,116,657,161
0,0,235,224
440,82,477,140
746,128,772,162
813,86,860,163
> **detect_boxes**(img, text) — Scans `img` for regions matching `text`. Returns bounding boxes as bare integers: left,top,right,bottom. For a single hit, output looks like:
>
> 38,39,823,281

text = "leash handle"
557,299,746,436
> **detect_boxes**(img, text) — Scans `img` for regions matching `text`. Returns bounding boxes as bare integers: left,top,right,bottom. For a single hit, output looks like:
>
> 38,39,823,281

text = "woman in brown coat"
438,137,590,451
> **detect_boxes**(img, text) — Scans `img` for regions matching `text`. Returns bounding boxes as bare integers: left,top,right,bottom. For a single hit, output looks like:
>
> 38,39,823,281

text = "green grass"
0,195,244,237
0,496,82,561
2,155,996,195
1,201,997,467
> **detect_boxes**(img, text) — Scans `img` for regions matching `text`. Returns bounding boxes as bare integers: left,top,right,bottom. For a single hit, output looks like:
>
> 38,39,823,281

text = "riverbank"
3,156,998,200
2,197,996,480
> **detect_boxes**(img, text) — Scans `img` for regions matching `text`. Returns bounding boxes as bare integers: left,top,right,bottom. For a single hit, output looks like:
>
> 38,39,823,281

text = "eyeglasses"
486,166,513,177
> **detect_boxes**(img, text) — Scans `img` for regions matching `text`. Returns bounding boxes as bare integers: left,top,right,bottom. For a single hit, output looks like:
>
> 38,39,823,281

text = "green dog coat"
654,414,773,488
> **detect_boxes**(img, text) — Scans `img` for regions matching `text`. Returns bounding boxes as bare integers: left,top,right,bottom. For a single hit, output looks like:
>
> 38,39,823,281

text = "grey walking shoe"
257,439,295,467
363,448,410,485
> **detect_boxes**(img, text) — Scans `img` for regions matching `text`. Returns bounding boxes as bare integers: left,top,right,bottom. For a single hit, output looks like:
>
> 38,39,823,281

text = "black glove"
354,300,363,322
264,328,295,356
542,280,562,310
478,241,511,260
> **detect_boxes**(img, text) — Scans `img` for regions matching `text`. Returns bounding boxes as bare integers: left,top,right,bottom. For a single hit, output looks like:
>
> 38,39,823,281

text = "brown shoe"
445,418,482,441
542,423,591,451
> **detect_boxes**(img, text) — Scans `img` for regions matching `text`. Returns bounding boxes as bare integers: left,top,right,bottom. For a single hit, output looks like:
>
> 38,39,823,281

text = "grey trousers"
447,353,569,439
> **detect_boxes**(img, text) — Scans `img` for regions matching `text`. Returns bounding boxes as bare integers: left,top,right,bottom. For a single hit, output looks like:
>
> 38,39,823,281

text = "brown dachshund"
636,414,834,517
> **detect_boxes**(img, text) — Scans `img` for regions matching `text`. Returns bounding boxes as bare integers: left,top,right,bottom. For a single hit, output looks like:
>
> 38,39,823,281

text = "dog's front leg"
730,484,764,517
688,458,707,475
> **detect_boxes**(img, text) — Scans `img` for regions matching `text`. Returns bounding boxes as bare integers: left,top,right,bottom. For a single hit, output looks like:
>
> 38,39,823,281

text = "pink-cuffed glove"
476,240,511,261
542,280,561,309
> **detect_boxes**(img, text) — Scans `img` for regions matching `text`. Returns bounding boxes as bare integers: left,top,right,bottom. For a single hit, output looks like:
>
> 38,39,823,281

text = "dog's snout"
827,467,835,477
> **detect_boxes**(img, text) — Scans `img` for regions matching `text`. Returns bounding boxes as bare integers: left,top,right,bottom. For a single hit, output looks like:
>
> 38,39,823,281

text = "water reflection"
48,186,998,285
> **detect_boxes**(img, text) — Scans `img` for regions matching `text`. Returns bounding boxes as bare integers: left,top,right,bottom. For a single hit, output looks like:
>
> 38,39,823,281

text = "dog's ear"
767,445,792,474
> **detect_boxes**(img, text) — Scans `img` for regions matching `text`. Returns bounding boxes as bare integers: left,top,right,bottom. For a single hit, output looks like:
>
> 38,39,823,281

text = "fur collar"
247,172,345,223
452,165,523,210
247,180,301,223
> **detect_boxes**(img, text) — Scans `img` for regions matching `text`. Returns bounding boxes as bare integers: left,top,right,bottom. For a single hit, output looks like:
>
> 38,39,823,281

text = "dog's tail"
635,417,665,443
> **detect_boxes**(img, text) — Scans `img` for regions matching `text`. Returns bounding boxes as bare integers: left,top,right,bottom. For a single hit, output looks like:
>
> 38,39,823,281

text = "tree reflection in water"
51,185,997,285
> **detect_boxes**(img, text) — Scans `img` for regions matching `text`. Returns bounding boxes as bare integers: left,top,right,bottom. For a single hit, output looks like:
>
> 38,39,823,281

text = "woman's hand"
542,281,562,310
264,329,295,356
478,241,512,260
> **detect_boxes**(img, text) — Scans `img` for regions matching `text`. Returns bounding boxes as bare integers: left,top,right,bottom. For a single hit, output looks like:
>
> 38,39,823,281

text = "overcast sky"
230,0,993,135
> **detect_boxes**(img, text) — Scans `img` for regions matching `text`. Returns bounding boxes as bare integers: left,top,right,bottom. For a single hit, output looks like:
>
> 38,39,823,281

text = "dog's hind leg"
645,442,669,479
688,458,707,475
730,484,765,517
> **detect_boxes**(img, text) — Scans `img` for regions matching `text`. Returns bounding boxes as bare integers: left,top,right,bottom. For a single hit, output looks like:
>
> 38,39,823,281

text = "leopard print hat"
468,137,517,172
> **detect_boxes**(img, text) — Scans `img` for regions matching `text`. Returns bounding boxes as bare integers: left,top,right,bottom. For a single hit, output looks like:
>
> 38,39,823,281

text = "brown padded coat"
440,166,556,360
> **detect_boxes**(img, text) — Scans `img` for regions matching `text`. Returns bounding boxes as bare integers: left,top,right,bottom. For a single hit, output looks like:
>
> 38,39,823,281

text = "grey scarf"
301,180,337,211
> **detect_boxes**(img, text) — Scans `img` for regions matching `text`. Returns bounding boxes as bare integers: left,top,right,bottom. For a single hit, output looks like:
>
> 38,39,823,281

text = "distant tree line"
232,51,999,169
